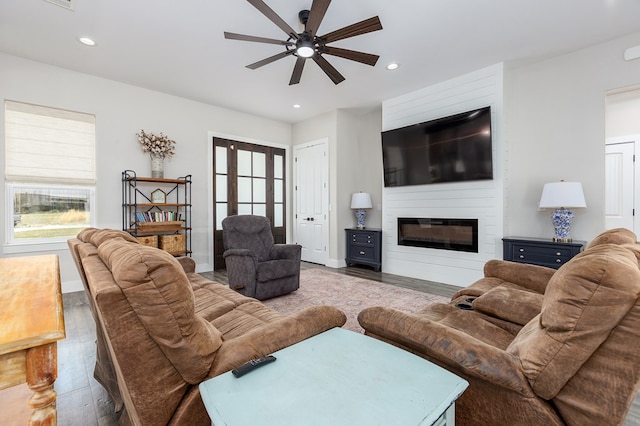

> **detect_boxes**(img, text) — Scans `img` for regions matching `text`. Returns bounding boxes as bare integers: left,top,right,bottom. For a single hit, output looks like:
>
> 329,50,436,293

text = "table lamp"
351,192,373,229
538,181,587,242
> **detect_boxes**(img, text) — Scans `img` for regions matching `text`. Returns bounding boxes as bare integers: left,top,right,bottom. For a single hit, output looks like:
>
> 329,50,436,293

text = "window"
4,101,96,246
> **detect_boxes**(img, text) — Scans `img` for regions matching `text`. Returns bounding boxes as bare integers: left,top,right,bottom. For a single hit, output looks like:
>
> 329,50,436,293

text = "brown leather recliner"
359,239,640,425
69,228,346,425
445,227,639,335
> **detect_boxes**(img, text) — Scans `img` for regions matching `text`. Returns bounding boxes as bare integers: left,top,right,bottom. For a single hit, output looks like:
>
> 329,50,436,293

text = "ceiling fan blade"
313,55,345,85
246,0,299,40
322,46,379,66
289,57,306,85
247,50,295,70
319,16,382,44
224,32,293,46
305,0,331,38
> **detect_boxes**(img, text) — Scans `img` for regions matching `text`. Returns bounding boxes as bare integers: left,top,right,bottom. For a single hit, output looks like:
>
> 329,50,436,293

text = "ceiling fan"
224,0,383,85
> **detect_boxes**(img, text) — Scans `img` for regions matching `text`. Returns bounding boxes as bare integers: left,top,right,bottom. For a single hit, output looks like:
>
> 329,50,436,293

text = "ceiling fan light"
296,40,315,58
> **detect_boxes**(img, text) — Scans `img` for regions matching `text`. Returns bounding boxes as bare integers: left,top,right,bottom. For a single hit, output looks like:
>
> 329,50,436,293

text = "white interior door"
605,140,635,230
294,140,328,265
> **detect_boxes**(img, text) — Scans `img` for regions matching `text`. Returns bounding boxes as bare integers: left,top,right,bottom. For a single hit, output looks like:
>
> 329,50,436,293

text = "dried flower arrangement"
137,130,176,158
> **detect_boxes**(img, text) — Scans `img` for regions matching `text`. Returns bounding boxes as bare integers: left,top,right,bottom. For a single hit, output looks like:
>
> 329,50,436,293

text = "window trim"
5,183,95,251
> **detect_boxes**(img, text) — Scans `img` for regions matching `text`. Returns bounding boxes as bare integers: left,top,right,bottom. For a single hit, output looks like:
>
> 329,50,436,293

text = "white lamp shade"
351,192,373,209
539,182,587,209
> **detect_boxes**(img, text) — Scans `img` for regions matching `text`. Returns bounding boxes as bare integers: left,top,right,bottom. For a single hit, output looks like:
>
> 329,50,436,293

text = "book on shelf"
135,211,183,223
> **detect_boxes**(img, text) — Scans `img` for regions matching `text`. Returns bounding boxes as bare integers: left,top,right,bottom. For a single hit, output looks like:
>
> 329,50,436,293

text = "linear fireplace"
397,218,478,253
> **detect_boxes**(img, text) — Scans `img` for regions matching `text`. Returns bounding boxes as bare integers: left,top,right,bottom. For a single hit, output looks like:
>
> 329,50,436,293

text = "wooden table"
0,255,65,425
200,327,468,425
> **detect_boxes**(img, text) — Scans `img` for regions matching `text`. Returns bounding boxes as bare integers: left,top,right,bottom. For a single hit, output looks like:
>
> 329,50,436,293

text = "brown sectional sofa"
68,228,346,425
358,228,640,425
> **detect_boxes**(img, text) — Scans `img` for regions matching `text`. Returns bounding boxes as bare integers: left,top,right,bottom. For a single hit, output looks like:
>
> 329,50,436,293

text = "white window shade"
5,101,96,185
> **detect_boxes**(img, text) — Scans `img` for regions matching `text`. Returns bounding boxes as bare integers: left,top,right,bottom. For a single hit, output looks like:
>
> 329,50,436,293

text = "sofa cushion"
417,302,518,349
587,227,636,249
507,244,640,399
189,273,254,321
77,227,100,242
451,260,556,301
256,259,299,282
98,238,222,384
472,285,543,326
211,301,286,340
84,228,139,246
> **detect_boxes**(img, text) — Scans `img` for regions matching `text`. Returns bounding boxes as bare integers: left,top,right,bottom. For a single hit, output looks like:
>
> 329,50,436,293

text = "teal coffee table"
199,327,468,425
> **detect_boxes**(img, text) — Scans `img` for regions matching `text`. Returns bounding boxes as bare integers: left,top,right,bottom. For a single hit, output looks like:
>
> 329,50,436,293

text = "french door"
213,137,286,269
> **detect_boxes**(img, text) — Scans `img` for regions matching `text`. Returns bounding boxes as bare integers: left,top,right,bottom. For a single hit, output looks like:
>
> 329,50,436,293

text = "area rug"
262,269,449,333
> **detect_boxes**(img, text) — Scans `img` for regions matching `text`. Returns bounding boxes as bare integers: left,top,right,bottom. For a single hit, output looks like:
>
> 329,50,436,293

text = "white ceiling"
1,0,640,124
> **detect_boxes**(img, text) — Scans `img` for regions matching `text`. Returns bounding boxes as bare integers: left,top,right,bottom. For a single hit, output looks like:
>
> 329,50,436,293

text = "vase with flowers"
137,130,176,178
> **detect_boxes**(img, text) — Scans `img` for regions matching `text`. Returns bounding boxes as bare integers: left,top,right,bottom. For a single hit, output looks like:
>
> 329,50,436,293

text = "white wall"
606,87,640,138
292,108,384,267
0,52,291,293
353,107,384,229
381,64,504,287
505,31,640,242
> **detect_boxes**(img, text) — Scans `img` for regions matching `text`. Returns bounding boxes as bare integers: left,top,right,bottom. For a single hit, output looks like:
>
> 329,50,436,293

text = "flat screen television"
381,106,493,187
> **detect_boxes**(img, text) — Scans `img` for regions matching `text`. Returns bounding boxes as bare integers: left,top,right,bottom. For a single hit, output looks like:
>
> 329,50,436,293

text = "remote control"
232,355,277,378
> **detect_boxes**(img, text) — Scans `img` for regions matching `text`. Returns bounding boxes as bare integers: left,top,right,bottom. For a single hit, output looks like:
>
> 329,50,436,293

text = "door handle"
304,217,315,221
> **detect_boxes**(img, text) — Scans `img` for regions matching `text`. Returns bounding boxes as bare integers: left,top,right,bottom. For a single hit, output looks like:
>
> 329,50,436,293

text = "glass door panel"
238,177,252,202
237,150,252,175
253,178,266,202
253,152,266,177
274,153,285,229
213,138,287,268
215,145,228,231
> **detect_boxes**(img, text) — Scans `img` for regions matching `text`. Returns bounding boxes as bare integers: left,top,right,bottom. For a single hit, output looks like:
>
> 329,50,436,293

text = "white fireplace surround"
381,63,504,288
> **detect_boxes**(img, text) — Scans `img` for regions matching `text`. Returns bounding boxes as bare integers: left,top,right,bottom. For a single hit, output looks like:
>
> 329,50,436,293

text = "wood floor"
51,263,640,425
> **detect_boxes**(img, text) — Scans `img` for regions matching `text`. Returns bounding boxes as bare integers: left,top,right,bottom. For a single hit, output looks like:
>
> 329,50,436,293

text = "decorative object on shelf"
538,181,587,242
150,154,164,178
151,188,166,204
350,192,373,230
137,130,176,178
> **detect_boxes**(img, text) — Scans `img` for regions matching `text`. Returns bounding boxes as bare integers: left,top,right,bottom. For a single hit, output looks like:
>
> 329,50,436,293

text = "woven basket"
136,235,158,248
159,234,185,255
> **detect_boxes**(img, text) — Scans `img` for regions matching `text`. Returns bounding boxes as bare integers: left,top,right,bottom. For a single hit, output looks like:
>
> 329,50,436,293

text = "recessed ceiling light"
386,63,399,70
624,45,640,61
43,0,75,10
293,104,301,109
78,36,96,46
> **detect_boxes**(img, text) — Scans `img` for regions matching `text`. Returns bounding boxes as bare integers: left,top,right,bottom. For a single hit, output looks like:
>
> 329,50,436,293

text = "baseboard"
325,258,346,269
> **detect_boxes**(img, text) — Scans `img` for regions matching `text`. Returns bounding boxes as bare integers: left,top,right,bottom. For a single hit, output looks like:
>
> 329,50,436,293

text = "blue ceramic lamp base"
354,209,367,229
551,208,574,242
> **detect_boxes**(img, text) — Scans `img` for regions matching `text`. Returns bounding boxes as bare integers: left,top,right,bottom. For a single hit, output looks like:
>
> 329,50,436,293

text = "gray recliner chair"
222,215,301,300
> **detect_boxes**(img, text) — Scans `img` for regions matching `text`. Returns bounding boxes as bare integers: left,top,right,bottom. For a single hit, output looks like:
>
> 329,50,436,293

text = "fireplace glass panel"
398,218,478,253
